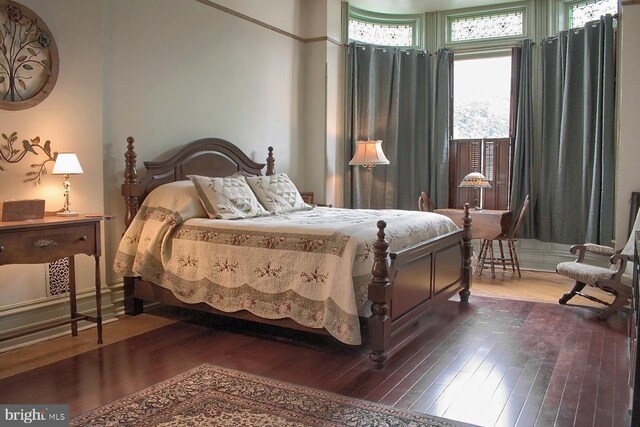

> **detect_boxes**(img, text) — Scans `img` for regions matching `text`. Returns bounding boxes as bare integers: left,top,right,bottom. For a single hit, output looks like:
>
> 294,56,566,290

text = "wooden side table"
0,213,110,344
434,208,512,240
299,191,314,205
299,191,332,208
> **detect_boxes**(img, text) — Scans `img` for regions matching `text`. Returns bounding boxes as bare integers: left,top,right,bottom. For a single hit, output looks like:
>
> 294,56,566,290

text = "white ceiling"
348,0,514,14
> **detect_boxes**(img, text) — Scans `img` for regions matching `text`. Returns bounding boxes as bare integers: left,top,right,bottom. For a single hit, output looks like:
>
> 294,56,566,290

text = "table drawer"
0,223,96,264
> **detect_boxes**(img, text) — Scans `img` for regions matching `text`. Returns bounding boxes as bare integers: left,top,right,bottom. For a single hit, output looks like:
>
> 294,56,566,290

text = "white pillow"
188,174,269,220
245,173,313,214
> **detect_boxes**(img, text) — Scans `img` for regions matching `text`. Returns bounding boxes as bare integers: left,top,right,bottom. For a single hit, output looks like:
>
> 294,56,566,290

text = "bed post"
459,203,472,302
122,136,139,229
123,277,143,315
266,146,275,175
122,136,144,315
369,220,391,369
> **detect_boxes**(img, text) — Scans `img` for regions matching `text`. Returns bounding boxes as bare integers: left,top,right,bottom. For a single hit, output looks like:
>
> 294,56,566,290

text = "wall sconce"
52,152,83,216
349,140,390,209
459,171,490,210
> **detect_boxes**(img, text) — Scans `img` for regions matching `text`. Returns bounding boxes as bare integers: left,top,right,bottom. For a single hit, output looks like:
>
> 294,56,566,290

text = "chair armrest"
569,243,615,262
609,253,632,281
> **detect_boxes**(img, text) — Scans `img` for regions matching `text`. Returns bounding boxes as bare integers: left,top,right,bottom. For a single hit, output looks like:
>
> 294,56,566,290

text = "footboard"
369,204,472,368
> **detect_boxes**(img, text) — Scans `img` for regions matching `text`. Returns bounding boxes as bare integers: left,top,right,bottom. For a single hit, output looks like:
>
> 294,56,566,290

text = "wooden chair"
557,208,640,320
417,192,432,212
477,195,530,278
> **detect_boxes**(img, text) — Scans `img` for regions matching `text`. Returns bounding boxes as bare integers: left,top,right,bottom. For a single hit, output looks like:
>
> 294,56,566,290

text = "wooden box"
1,199,45,222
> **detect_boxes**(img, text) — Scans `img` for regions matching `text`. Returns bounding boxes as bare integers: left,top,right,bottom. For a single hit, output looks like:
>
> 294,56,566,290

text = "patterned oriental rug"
72,364,476,426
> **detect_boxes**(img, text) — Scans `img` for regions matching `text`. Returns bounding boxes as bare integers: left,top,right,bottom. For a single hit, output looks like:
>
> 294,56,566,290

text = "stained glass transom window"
348,19,414,46
569,0,618,29
450,12,524,42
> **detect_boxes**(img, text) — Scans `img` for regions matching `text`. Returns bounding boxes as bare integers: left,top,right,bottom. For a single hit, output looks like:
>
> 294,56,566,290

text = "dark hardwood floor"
0,295,631,427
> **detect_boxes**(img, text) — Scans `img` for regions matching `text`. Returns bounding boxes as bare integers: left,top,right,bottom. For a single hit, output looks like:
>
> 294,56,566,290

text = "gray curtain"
345,43,451,210
509,39,534,237
429,48,453,209
537,15,616,244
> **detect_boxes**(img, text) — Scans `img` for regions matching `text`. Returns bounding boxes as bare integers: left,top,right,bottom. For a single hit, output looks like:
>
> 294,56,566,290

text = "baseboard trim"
3,247,603,353
109,280,126,316
473,239,610,272
0,287,117,352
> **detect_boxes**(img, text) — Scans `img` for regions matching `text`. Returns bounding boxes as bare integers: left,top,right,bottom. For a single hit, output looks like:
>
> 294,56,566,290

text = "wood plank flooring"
0,277,632,427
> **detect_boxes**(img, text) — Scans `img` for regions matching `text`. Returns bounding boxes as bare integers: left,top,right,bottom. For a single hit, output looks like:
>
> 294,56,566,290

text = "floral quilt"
113,181,458,345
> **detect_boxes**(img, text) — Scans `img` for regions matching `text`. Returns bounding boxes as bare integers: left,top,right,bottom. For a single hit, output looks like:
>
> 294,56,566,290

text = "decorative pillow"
245,173,313,214
188,174,269,220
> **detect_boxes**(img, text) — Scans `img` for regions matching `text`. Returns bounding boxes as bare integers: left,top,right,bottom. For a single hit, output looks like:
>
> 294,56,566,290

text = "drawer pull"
0,245,3,252
80,236,87,241
33,239,58,248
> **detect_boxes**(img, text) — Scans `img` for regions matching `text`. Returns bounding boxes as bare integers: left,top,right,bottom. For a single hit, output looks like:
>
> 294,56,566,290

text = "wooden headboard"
121,136,275,228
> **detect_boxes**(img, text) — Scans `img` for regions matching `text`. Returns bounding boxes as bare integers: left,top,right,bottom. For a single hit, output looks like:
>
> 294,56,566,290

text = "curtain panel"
429,48,453,209
344,43,451,210
510,40,535,238
537,15,616,244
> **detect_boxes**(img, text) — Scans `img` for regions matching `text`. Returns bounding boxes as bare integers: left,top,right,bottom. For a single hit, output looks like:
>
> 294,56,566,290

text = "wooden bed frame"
121,136,473,368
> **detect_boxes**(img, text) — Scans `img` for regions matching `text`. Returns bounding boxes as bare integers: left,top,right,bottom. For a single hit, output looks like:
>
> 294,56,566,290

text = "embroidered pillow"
245,173,313,214
188,174,269,220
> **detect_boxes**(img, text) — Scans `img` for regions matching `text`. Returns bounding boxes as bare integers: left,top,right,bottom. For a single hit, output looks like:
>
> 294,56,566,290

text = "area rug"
72,364,474,426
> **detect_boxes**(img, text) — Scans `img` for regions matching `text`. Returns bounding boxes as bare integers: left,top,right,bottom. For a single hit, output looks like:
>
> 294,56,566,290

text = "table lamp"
459,171,490,210
52,152,83,216
349,140,390,208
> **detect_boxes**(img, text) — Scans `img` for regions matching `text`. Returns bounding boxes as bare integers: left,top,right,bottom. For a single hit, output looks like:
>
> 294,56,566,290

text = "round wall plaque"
0,1,59,110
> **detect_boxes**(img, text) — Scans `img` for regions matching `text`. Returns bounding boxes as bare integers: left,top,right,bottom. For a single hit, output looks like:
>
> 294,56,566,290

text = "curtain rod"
351,43,432,56
542,13,618,43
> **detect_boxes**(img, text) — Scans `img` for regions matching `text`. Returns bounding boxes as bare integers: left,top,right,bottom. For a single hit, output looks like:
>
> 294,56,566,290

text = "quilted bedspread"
113,181,458,345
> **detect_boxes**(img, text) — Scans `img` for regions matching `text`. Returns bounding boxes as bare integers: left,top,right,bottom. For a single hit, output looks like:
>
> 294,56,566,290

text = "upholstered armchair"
556,211,640,320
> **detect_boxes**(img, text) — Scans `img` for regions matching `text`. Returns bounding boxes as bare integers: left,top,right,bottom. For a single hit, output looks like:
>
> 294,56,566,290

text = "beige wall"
0,0,328,349
0,0,103,306
2,0,636,347
615,3,640,246
102,0,311,286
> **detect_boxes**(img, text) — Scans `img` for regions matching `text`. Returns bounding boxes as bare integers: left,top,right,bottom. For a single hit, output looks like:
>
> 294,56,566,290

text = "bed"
117,136,473,368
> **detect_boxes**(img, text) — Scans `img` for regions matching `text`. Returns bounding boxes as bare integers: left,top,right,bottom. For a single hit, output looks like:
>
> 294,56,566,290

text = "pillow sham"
245,173,313,214
188,174,269,220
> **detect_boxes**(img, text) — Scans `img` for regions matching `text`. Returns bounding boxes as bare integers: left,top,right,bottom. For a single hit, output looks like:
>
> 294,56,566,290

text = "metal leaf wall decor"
0,131,55,184
0,0,59,110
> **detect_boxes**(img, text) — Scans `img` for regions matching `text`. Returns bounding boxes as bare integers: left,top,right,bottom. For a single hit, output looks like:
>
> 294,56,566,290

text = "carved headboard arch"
122,136,275,228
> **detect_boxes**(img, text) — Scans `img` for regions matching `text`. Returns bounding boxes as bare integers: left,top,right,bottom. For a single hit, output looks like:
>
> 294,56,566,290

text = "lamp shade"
349,140,390,167
458,172,491,188
52,152,83,175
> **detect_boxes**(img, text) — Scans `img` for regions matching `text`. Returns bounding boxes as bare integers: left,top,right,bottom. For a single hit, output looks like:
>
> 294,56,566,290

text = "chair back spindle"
418,192,432,212
508,194,530,238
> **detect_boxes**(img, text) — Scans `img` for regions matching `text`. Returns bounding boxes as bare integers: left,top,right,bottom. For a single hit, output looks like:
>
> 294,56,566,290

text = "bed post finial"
460,203,472,302
124,136,137,184
369,220,391,369
122,136,140,229
266,146,275,175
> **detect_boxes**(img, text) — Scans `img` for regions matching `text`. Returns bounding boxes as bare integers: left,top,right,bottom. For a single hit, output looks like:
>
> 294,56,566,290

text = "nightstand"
300,191,314,205
0,214,110,344
299,191,332,207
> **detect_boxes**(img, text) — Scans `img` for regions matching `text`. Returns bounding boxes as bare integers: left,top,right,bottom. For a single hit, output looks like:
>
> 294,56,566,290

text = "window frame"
451,49,515,140
348,6,425,49
448,48,519,211
438,2,530,50
555,0,619,31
